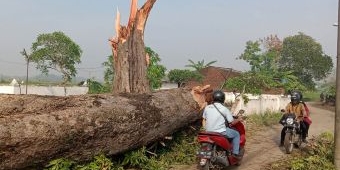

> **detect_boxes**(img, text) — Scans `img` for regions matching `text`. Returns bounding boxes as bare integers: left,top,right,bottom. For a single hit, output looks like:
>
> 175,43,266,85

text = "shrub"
267,132,335,170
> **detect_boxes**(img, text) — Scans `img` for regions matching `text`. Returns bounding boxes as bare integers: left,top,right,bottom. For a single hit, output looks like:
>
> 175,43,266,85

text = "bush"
267,132,335,170
87,79,111,94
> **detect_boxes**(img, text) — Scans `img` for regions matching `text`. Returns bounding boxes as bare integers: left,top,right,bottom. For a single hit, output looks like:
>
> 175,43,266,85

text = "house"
185,66,285,95
184,66,242,91
185,66,288,114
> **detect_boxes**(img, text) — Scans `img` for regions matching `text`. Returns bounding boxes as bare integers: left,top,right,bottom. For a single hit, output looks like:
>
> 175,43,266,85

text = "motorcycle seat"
199,131,233,141
199,131,225,137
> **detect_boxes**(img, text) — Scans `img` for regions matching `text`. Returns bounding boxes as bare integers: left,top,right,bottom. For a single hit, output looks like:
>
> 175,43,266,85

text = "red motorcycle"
197,118,246,169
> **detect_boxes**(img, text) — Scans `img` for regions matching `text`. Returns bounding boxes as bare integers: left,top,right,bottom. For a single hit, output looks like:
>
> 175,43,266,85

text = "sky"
0,0,338,82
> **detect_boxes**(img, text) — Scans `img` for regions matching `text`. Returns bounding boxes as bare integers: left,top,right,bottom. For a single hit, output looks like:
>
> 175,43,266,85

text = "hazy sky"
0,0,338,81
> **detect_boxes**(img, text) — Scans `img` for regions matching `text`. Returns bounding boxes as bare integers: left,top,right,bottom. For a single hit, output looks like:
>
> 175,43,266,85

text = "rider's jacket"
285,102,306,121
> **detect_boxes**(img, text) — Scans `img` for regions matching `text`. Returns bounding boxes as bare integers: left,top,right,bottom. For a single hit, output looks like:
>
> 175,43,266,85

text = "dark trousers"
280,121,307,144
305,121,310,136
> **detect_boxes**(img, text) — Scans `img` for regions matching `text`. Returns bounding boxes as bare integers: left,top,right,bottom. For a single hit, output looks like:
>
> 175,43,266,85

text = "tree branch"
137,0,157,34
127,0,138,29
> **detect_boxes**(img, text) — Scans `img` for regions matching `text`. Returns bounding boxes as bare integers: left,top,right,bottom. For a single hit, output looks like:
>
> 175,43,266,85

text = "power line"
76,66,104,70
0,59,26,65
0,59,106,72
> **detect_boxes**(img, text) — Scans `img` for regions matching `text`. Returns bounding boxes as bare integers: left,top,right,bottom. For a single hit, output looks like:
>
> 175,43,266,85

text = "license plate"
197,150,212,158
197,143,213,158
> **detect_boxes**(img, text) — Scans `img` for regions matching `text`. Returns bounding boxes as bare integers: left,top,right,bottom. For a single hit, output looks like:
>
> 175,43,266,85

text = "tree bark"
109,0,157,94
0,88,200,169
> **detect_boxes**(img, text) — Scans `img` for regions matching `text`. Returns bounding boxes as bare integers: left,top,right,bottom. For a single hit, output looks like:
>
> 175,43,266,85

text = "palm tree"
185,59,217,71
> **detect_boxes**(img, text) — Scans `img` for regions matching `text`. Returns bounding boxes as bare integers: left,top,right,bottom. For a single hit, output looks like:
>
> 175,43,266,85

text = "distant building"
184,66,284,95
184,66,241,91
9,79,19,86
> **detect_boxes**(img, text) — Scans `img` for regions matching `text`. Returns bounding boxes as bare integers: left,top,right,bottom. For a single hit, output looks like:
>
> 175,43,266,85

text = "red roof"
184,66,241,91
184,66,284,94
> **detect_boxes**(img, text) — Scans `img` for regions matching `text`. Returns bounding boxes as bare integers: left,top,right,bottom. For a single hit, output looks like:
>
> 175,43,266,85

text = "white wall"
0,86,15,94
158,82,178,90
0,85,88,96
225,93,290,115
0,84,288,113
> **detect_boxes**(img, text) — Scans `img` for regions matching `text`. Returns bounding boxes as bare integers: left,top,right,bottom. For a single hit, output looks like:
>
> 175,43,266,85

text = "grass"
303,91,320,102
247,111,282,126
245,111,282,137
265,132,335,170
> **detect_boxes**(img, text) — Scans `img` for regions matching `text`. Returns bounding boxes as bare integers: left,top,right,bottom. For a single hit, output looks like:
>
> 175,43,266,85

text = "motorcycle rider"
295,90,311,137
280,91,308,146
202,90,243,158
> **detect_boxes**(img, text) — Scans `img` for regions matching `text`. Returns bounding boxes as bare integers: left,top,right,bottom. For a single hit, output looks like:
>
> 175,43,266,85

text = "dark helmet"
290,91,301,104
213,90,225,103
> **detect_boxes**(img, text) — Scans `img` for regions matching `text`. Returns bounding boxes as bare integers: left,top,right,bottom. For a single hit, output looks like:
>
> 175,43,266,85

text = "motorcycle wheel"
284,132,294,154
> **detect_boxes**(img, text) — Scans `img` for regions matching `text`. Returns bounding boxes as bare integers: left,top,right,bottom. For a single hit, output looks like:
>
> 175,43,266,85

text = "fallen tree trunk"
0,88,200,169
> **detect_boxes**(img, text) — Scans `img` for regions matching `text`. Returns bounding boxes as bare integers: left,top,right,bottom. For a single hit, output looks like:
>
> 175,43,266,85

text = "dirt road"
230,102,334,170
174,102,335,170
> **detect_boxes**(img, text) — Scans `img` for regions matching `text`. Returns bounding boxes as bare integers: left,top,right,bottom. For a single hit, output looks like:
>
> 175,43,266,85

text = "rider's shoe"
231,154,242,160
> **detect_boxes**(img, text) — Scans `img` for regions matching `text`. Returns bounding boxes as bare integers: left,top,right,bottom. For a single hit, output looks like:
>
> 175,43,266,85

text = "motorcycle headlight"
286,117,294,125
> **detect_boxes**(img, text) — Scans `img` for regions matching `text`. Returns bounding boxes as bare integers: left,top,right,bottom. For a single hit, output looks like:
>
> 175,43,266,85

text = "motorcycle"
280,113,303,154
196,112,246,170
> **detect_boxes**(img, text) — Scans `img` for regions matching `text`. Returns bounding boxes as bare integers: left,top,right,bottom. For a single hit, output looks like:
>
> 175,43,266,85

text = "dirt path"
173,102,335,170
232,102,335,170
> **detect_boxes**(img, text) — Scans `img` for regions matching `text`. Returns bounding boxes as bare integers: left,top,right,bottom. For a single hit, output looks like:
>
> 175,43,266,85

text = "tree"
168,69,202,88
238,41,264,72
27,31,82,84
279,32,334,89
145,47,167,90
235,35,303,93
260,34,283,71
102,55,114,89
109,0,157,94
102,47,166,91
238,34,282,72
185,59,217,71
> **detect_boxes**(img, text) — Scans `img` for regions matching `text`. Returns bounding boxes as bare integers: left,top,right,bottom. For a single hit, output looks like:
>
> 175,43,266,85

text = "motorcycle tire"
284,132,294,154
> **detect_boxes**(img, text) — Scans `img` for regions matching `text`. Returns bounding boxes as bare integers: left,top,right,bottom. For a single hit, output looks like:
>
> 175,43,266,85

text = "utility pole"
20,48,29,94
26,56,29,94
334,0,340,168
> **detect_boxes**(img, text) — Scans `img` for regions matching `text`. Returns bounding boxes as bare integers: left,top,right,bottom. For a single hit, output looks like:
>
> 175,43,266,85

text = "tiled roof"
184,66,241,91
184,66,284,94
